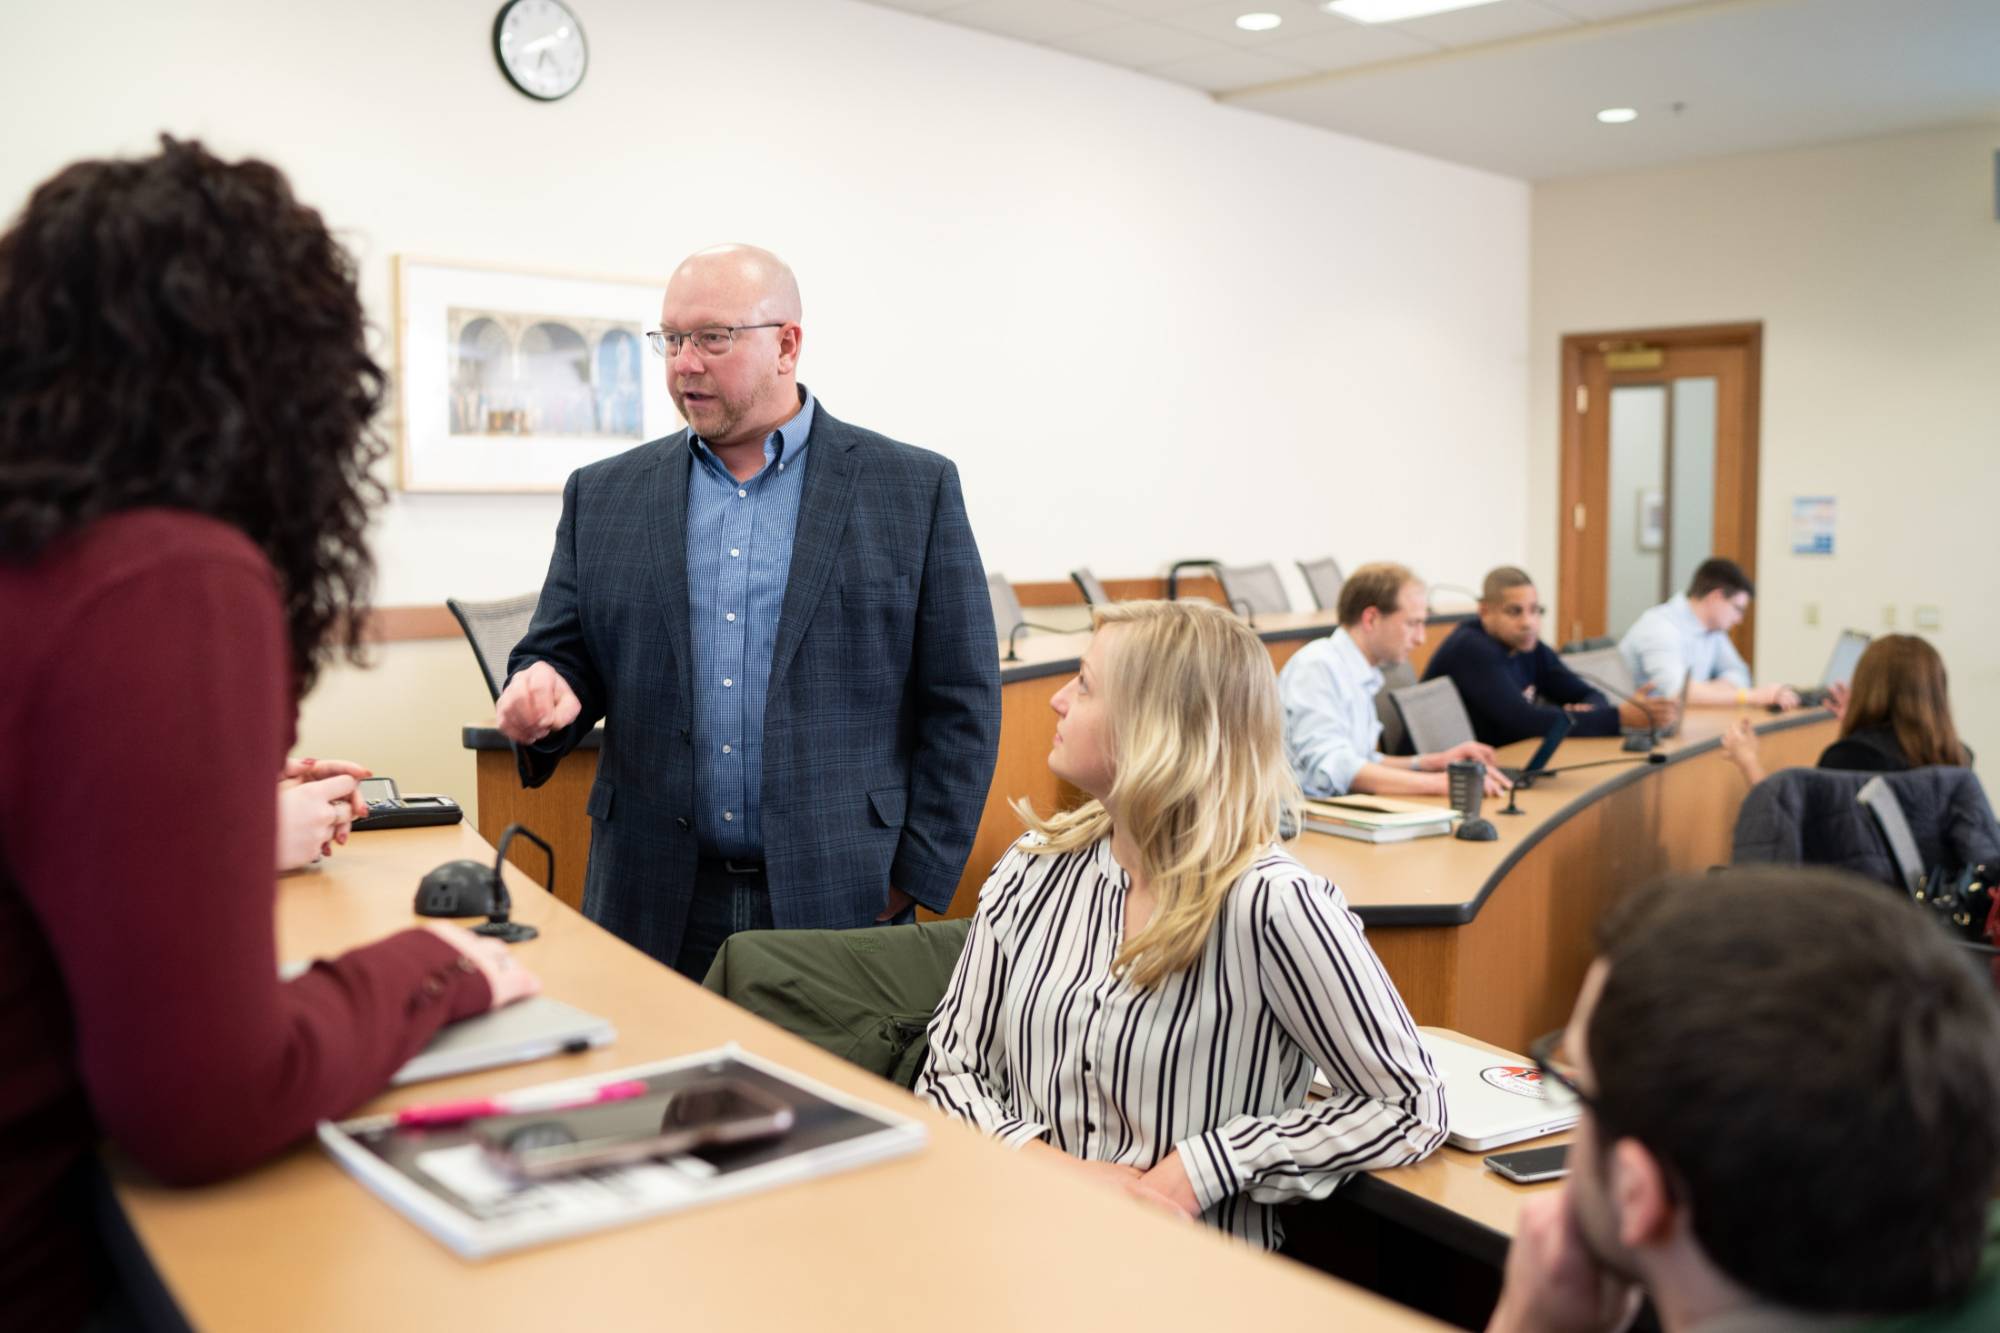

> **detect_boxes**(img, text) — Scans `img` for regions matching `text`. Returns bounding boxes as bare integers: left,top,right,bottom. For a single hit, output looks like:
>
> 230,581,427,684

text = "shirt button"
723,677,733,688
1086,1120,1097,1133
722,744,732,754
777,463,785,471
725,612,736,622
737,489,747,498
722,810,734,822
730,548,740,558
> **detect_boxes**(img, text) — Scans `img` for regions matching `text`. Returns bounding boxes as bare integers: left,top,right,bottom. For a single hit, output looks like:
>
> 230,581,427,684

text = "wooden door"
1557,323,1763,664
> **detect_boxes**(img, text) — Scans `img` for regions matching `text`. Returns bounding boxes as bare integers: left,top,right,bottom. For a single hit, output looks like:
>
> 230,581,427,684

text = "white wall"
1531,122,2000,766
10,0,1529,805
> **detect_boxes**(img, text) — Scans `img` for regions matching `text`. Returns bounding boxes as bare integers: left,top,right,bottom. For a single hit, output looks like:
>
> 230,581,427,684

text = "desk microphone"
1449,760,1498,841
414,823,551,943
1574,671,1666,754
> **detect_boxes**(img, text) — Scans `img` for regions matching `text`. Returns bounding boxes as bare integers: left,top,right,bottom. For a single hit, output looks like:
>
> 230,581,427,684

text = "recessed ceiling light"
1596,107,1639,124
1236,11,1283,31
1322,0,1504,23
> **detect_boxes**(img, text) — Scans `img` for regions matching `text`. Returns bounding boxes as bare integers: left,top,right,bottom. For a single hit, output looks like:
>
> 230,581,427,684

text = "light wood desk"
110,824,1445,1332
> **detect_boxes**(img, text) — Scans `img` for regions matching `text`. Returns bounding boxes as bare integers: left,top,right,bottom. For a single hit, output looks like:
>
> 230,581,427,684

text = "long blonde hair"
1013,600,1302,989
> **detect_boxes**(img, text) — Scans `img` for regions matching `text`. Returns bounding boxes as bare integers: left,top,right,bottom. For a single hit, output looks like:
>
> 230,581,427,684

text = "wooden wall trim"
365,605,463,643
1014,575,1228,608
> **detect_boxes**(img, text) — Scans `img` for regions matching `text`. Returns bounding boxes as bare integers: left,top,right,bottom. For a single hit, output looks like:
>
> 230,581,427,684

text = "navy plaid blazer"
508,402,1002,967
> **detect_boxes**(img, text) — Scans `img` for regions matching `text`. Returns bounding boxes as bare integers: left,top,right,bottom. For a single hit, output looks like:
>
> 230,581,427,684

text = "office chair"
445,592,541,701
1296,557,1344,612
1558,647,1635,698
1558,635,1618,654
1388,677,1477,757
1375,662,1417,756
987,572,1068,662
1071,567,1111,607
1215,562,1291,619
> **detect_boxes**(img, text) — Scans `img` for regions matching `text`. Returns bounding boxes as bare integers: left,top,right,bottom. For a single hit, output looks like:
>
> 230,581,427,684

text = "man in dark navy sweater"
1424,567,1677,747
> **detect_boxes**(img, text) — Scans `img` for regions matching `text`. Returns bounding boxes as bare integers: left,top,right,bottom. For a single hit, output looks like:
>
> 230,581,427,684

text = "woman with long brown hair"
1722,634,1970,784
0,138,538,1329
917,600,1444,1249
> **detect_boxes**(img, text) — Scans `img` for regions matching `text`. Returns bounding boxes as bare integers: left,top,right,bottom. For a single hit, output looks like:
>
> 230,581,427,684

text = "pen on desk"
394,1078,650,1128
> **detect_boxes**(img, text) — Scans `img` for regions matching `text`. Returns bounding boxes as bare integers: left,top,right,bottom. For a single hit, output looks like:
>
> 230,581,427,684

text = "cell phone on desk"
351,777,463,832
479,1079,795,1180
1483,1144,1570,1184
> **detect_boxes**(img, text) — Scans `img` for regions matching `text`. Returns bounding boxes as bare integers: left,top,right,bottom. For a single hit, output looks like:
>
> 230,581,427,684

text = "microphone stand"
1005,618,1072,662
1575,671,1663,754
478,823,551,943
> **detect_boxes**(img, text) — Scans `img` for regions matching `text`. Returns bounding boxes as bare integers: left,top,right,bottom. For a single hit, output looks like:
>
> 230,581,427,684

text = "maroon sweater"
0,510,491,1329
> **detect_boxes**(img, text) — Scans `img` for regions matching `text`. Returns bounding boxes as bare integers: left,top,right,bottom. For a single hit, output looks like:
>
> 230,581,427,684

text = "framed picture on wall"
392,257,677,492
1637,488,1666,552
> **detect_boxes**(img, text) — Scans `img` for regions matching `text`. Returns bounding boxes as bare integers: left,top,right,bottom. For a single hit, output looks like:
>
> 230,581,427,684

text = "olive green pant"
702,918,972,1089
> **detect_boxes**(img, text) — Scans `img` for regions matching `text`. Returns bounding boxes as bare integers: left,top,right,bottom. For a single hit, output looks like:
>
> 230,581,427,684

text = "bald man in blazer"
499,245,1000,979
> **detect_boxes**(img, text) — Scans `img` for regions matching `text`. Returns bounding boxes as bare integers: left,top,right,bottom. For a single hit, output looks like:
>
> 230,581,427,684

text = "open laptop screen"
1822,630,1871,687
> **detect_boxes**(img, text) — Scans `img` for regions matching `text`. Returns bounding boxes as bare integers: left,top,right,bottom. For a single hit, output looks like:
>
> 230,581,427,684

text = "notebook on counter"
281,961,614,1084
1302,794,1457,844
319,1045,927,1259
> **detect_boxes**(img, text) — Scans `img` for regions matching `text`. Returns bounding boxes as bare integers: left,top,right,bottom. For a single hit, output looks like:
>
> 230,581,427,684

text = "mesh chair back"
445,593,541,701
1560,647,1635,699
987,572,1025,642
1858,776,1927,895
1071,567,1111,606
1389,677,1477,756
1297,557,1345,612
1216,562,1291,616
1375,662,1416,756
1558,635,1618,654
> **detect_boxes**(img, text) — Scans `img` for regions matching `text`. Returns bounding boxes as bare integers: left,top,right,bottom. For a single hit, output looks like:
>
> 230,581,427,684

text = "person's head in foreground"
1491,866,2000,1333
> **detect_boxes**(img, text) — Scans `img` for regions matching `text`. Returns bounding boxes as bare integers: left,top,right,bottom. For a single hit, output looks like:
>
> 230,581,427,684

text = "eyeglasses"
645,323,785,358
1528,1029,1594,1115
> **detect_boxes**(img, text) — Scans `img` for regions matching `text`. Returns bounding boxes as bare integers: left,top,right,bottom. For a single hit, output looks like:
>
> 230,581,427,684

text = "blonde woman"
916,601,1446,1248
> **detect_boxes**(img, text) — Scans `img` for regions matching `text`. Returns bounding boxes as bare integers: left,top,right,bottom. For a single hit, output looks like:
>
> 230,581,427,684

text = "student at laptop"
1487,867,2000,1333
1424,567,1676,748
919,601,1446,1249
1279,562,1509,799
1617,557,1800,709
1719,634,1974,786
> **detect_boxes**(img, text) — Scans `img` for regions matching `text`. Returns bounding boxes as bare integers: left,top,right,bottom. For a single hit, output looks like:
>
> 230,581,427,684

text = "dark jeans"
673,861,776,982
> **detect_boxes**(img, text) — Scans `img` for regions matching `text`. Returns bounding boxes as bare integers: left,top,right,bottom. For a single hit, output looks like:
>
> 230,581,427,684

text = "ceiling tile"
1537,0,1703,21
942,0,1125,43
1145,45,1318,90
1391,0,1577,48
1156,0,1361,49
1085,0,1232,16
1261,22,1438,71
1054,20,1223,67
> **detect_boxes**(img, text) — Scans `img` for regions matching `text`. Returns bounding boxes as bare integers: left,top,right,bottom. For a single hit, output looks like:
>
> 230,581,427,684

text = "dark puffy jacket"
1732,765,2000,887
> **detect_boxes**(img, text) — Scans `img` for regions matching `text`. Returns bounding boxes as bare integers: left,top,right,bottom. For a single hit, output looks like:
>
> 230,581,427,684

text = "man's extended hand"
1486,1191,1642,1333
1420,740,1512,796
1617,684,1677,733
495,661,581,743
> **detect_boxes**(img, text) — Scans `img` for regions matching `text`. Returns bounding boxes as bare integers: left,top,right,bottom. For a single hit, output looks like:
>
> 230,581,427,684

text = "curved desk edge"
1346,708,1835,930
463,725,602,751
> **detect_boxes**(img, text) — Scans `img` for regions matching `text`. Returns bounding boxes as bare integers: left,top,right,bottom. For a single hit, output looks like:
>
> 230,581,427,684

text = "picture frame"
1637,487,1665,553
392,257,678,492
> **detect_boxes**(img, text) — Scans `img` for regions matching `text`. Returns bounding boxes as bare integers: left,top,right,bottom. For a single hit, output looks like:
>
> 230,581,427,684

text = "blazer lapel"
768,408,858,692
646,431,695,701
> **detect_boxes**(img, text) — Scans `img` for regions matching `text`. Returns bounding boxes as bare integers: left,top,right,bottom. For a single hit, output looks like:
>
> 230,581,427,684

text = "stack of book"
1301,794,1459,844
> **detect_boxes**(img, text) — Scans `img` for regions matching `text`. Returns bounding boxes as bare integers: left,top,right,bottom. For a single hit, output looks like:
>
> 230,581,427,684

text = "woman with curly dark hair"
0,137,540,1329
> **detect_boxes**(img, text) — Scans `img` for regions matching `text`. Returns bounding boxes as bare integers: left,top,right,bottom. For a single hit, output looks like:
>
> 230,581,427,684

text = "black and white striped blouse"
917,834,1448,1248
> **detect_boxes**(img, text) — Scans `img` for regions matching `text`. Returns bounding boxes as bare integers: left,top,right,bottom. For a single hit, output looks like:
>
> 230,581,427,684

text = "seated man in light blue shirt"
1280,562,1507,798
1618,557,1799,710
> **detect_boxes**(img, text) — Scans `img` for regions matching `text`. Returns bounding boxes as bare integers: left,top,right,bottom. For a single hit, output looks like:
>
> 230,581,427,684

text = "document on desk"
1301,795,1458,844
318,1045,927,1259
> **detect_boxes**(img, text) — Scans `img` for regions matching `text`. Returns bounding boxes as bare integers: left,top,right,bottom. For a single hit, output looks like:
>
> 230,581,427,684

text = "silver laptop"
1796,629,1870,707
1423,1030,1579,1151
